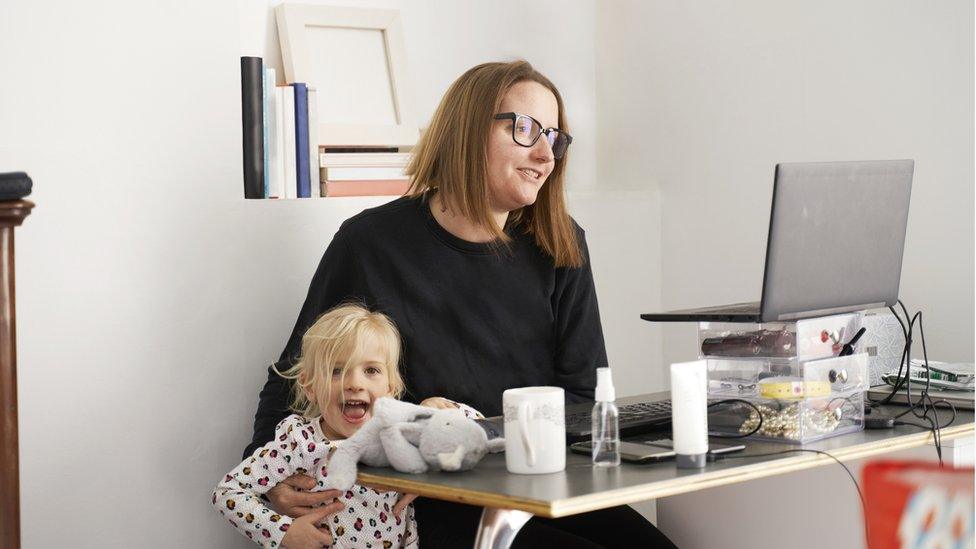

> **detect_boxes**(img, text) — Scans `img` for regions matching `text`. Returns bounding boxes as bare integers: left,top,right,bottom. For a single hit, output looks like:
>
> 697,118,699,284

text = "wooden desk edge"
358,423,974,519
551,422,974,517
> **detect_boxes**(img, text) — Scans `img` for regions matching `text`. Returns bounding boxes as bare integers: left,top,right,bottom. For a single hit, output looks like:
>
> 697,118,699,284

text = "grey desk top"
357,392,974,518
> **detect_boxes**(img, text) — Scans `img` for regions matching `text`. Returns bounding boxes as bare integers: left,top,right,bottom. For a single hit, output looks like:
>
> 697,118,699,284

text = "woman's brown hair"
405,60,583,268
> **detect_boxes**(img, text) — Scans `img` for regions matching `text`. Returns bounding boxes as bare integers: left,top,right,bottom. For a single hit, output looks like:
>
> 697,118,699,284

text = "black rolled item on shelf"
0,172,32,201
240,56,265,199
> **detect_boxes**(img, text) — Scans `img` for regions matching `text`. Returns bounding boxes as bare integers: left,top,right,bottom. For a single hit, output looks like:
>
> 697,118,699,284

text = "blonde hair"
406,59,584,268
275,303,405,418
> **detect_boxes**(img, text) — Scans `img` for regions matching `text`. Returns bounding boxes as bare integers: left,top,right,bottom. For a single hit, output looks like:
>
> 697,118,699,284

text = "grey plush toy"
324,397,505,491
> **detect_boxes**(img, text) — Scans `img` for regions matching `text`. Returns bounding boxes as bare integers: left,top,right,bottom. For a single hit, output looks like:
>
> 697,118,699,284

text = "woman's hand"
419,397,459,410
280,500,345,548
268,474,342,518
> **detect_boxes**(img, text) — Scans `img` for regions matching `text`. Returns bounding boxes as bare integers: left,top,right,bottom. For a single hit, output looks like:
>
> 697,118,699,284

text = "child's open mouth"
341,399,370,423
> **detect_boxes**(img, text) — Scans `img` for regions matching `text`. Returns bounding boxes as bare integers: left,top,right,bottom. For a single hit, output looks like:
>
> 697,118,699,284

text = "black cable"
872,304,910,404
891,399,957,426
869,300,946,466
640,399,766,438
715,448,866,513
706,399,764,438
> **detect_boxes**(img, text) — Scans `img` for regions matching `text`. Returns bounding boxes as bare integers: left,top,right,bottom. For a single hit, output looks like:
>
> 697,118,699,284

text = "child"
214,304,438,549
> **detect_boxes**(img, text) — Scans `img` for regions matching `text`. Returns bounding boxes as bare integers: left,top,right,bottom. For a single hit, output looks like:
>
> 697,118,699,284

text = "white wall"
597,2,974,547
0,0,662,547
599,0,974,371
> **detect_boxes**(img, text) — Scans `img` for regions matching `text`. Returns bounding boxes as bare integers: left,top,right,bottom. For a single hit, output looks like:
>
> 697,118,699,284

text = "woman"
247,60,674,548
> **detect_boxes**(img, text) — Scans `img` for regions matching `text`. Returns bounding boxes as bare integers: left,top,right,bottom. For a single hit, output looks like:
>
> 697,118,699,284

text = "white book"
322,165,408,181
320,152,411,168
262,68,270,198
266,69,284,199
307,88,320,197
281,86,297,199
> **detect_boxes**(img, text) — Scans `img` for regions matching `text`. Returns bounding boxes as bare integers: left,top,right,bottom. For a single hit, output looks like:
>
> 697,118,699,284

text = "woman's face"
486,80,559,213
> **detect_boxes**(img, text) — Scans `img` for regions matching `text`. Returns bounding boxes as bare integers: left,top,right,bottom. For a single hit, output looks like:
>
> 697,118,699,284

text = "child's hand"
281,500,345,548
393,493,418,518
419,397,459,410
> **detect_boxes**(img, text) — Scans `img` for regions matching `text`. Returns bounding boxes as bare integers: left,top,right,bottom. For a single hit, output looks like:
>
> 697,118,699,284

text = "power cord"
866,300,949,465
713,448,867,525
633,399,767,438
707,399,764,438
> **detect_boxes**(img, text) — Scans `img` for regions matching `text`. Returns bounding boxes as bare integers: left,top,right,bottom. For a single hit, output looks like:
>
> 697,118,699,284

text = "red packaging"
862,460,974,548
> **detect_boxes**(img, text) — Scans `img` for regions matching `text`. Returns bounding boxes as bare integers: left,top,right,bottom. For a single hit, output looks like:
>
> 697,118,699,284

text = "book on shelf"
321,165,408,181
269,72,285,199
261,67,270,198
321,180,412,197
319,152,412,168
240,56,264,199
307,88,320,198
323,147,400,153
280,85,297,199
292,83,311,198
263,67,281,198
250,68,408,199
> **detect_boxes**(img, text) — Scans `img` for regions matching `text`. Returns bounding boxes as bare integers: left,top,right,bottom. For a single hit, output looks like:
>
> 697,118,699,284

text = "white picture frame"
276,3,418,148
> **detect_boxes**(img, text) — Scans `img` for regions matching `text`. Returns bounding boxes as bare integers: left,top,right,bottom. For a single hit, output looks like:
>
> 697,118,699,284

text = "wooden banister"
0,199,34,549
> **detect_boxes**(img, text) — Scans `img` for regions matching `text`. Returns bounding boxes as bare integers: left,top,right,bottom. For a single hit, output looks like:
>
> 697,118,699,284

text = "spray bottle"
592,367,620,466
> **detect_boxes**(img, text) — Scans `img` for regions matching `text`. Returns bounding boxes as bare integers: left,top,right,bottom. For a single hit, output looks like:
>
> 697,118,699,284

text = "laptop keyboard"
565,400,672,440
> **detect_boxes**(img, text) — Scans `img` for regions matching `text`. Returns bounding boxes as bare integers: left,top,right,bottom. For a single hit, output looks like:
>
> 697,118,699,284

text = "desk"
357,393,975,549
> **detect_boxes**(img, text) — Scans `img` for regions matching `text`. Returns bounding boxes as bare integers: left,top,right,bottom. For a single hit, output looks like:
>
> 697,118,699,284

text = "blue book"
292,83,311,198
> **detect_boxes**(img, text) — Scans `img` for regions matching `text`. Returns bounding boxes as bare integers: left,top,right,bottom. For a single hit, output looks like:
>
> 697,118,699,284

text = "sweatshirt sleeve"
443,398,486,420
215,416,336,549
551,224,608,404
246,229,366,458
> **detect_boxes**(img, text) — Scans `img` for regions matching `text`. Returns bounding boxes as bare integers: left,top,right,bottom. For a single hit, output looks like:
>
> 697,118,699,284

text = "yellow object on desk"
758,376,831,399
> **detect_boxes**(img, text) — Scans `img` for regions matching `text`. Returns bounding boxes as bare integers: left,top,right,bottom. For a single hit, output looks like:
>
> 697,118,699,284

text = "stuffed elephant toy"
324,397,505,491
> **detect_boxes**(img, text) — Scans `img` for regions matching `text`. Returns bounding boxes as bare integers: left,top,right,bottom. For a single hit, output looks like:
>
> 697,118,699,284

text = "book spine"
240,56,265,199
282,86,297,199
262,67,273,198
323,166,408,181
320,152,412,168
292,83,311,198
307,88,320,197
271,86,285,199
321,179,411,197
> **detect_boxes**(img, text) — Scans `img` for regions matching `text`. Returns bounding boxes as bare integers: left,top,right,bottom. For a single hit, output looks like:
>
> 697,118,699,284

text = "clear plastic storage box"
700,313,868,443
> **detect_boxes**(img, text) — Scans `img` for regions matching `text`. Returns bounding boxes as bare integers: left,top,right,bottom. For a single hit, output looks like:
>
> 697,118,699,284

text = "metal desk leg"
473,507,533,549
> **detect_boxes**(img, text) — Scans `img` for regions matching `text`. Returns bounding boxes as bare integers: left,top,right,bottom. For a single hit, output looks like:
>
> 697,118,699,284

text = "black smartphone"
570,440,676,463
641,438,746,456
570,438,746,464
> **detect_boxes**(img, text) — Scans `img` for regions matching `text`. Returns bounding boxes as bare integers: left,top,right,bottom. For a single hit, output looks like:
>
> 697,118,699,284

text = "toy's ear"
396,422,425,446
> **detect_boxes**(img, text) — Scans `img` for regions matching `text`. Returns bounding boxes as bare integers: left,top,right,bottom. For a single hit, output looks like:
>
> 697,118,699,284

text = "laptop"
867,385,975,411
641,160,915,323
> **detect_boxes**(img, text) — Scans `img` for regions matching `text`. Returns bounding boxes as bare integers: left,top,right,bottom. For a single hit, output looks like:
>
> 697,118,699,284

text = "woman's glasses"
493,112,573,159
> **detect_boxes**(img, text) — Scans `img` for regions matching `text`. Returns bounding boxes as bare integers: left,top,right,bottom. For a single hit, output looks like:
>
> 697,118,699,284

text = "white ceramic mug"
503,386,566,474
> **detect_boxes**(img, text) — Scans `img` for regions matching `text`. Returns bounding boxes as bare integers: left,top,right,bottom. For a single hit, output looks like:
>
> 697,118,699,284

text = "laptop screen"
760,160,914,321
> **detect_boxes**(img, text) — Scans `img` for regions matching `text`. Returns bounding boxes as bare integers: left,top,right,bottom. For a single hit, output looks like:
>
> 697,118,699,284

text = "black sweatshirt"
246,192,608,456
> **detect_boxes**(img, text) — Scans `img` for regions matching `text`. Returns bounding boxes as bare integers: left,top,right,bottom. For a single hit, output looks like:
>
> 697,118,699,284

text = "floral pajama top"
213,401,483,548
213,414,417,549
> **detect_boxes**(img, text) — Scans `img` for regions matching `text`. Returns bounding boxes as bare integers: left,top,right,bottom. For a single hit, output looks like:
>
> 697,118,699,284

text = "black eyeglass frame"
493,112,573,159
